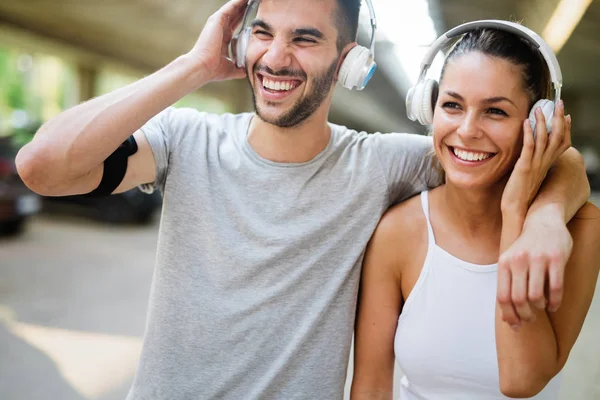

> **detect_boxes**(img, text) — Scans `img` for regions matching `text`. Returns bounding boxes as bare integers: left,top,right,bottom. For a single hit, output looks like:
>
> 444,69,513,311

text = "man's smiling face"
244,0,343,128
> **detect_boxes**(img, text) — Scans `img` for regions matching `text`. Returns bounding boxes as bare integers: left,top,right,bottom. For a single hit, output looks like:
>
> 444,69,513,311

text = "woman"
350,25,600,399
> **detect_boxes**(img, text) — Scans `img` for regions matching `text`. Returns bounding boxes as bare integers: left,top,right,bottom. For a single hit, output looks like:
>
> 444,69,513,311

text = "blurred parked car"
0,136,41,235
43,188,162,225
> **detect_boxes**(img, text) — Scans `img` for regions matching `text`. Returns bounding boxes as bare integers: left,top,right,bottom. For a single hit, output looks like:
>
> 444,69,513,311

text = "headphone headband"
363,0,378,56
240,0,256,27
418,20,562,101
238,0,378,55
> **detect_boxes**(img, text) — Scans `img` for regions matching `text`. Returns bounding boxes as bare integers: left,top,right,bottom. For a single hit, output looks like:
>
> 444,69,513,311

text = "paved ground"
0,215,157,400
1,196,599,400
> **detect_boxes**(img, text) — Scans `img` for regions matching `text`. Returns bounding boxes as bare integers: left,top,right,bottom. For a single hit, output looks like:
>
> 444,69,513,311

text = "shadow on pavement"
0,322,86,400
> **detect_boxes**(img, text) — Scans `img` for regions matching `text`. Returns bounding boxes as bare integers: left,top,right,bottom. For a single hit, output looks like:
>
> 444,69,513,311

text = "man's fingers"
215,0,249,31
562,114,572,153
533,107,549,164
528,257,547,309
226,62,248,79
219,0,249,15
510,255,536,323
497,261,521,329
547,253,566,312
546,99,566,158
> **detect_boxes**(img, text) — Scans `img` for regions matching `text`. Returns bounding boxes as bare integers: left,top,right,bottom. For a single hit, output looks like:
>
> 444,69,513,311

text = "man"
16,0,589,398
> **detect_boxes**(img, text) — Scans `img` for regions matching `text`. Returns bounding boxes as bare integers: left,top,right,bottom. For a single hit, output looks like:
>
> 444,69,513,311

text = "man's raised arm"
16,0,248,197
498,107,591,327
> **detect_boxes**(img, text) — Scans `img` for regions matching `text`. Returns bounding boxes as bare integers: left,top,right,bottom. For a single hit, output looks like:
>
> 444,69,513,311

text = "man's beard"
249,59,339,128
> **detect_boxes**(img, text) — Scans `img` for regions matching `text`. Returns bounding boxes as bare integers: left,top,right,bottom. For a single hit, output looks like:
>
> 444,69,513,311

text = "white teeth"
453,148,493,162
263,78,296,92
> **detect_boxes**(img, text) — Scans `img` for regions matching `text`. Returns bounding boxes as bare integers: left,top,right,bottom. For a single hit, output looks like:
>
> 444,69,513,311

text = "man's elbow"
499,365,558,398
16,143,48,195
16,140,72,196
563,147,590,199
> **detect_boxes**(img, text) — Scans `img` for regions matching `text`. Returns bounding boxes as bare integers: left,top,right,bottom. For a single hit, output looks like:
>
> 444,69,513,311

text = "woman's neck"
437,180,508,239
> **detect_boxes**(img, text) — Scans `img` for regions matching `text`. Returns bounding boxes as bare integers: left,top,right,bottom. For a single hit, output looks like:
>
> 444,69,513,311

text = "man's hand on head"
187,0,248,83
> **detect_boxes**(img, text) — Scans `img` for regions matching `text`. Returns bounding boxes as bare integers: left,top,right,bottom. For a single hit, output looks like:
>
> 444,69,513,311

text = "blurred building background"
0,1,599,399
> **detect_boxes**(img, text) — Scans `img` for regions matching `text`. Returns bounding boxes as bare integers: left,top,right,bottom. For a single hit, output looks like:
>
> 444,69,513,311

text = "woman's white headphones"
230,0,378,91
405,20,563,133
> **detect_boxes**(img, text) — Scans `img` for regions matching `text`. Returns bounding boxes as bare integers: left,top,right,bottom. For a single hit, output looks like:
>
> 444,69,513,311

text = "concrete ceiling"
0,0,419,134
429,0,600,149
0,0,597,144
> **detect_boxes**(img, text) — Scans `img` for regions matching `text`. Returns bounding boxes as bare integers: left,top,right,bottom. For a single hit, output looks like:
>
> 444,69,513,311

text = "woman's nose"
457,111,483,141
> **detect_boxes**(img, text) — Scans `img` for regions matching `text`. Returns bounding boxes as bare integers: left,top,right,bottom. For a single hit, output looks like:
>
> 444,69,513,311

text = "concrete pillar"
517,0,562,33
570,94,600,149
77,64,98,103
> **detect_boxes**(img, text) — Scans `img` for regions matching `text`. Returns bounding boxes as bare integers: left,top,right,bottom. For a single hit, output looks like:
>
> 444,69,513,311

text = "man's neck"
247,109,332,164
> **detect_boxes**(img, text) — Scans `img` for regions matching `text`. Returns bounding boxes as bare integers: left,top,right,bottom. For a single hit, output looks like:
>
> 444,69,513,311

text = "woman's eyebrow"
444,91,517,107
483,97,517,107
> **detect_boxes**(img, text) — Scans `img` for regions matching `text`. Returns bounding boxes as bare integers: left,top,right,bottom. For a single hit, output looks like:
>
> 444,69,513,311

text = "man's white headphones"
405,20,563,133
230,0,378,91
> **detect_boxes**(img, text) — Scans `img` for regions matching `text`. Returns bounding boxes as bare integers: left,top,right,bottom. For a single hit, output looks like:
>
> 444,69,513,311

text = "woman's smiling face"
433,51,532,190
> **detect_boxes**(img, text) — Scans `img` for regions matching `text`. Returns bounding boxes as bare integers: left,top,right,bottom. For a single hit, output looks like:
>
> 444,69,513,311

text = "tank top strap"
420,191,436,247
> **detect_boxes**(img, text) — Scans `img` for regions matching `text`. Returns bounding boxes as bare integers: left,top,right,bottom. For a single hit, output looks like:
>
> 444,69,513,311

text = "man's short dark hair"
334,0,362,51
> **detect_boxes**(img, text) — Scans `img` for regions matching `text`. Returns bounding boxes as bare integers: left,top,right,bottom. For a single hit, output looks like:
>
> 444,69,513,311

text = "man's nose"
261,38,293,72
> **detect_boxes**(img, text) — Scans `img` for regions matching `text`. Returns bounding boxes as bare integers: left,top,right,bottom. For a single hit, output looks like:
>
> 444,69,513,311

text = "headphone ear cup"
338,46,369,90
409,79,438,125
235,27,251,68
529,99,555,136
419,79,439,125
408,82,426,124
405,86,417,121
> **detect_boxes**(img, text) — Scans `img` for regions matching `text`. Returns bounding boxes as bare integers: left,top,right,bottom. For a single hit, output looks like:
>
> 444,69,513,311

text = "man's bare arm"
16,0,248,197
527,147,590,224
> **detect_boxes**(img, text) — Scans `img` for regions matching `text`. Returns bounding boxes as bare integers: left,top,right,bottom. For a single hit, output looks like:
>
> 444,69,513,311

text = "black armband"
84,135,138,197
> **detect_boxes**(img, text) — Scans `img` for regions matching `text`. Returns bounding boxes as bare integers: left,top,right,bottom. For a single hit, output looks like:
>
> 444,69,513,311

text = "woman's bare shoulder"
370,193,428,255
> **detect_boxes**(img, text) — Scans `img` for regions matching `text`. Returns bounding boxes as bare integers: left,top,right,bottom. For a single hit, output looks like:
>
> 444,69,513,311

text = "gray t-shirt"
128,108,439,400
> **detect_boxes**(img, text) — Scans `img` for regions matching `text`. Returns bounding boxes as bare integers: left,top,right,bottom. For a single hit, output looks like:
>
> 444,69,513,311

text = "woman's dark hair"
440,27,552,108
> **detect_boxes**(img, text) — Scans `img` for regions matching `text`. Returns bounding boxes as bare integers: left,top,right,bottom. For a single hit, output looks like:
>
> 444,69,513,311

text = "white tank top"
394,191,562,399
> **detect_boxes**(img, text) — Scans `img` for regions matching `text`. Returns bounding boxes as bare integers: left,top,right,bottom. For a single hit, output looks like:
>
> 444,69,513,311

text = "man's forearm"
526,147,590,224
16,54,208,193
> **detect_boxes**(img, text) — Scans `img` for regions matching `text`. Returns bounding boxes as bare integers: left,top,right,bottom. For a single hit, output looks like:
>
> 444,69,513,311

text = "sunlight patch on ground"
2,306,142,399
